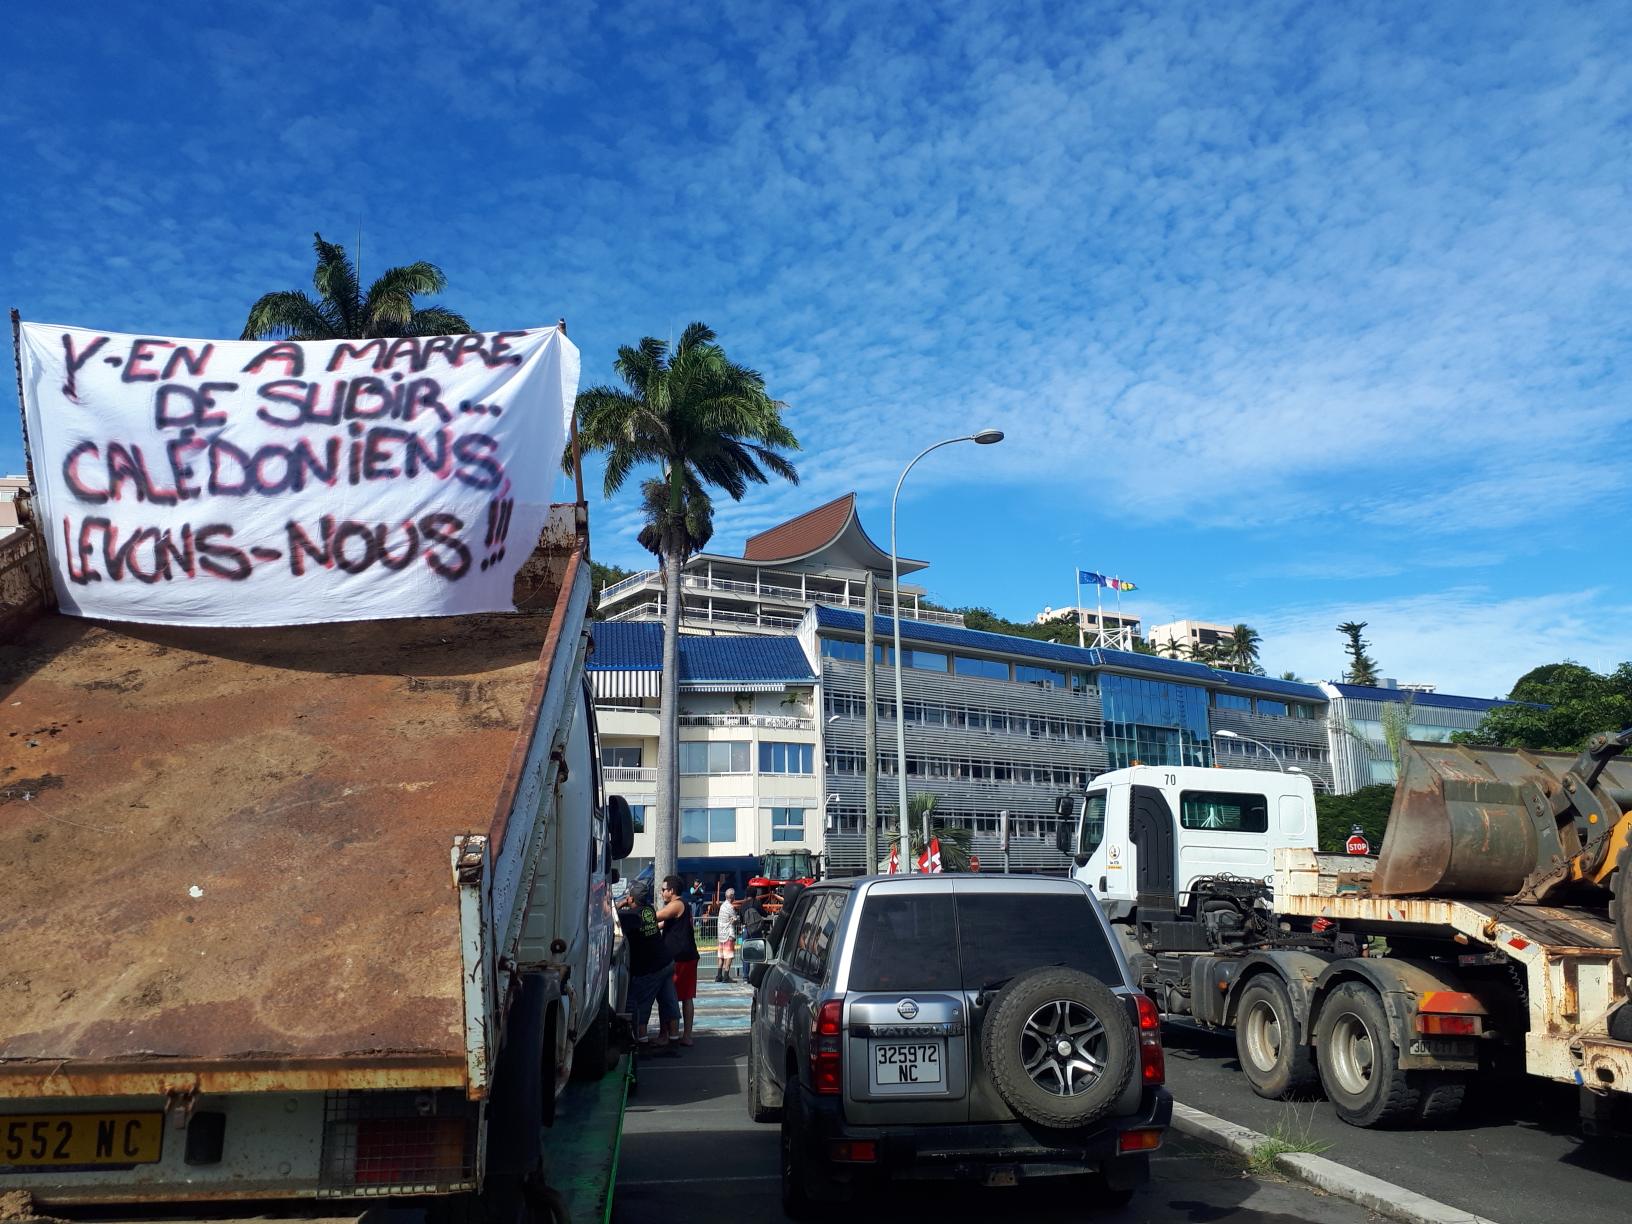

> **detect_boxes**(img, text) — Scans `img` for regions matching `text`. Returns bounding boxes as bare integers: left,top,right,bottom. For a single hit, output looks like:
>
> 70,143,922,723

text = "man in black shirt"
618,879,679,1054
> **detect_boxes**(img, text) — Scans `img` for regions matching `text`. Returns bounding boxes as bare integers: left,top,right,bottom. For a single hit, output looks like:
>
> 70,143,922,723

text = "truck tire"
1415,1074,1467,1123
569,1000,612,1084
982,967,1136,1129
746,1018,782,1123
1314,982,1421,1127
1234,976,1316,1099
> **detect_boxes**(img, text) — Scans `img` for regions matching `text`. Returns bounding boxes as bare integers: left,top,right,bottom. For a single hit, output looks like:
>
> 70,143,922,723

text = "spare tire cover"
981,966,1137,1128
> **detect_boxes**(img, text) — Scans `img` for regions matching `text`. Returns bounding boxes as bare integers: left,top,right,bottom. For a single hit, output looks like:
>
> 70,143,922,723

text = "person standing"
688,878,705,919
715,888,738,982
617,880,679,1054
658,875,700,1046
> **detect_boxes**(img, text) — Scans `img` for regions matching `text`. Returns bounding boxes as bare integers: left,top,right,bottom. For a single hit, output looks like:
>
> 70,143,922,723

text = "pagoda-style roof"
739,493,926,575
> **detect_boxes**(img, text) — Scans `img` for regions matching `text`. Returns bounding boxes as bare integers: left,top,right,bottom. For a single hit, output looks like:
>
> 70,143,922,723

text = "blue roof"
812,606,1327,702
1328,683,1512,712
589,623,815,686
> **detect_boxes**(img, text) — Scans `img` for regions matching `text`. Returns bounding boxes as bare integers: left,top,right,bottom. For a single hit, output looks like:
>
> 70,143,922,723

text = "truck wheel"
1314,982,1420,1127
983,967,1136,1129
1613,838,1632,981
1415,1074,1466,1122
1234,976,1316,1099
569,1001,611,1084
747,1018,782,1123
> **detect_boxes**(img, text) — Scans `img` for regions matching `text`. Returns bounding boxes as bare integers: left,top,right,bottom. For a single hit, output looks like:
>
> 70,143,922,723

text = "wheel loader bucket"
1370,741,1571,897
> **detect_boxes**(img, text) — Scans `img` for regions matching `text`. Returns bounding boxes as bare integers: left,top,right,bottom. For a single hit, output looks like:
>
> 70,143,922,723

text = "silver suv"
741,874,1171,1214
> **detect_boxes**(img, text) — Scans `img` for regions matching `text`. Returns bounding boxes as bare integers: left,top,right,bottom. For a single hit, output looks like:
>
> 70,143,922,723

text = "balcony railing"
603,766,657,784
604,602,805,631
598,570,966,628
677,713,814,730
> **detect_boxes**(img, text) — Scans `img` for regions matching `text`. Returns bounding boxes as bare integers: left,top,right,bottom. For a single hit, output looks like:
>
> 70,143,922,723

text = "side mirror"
608,867,621,885
1054,822,1076,856
740,938,770,966
1054,795,1075,818
606,795,636,861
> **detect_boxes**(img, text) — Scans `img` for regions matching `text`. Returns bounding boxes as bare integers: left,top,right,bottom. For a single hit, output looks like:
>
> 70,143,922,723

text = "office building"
1147,618,1234,654
1319,681,1513,793
800,606,1334,874
594,492,963,635
588,623,822,887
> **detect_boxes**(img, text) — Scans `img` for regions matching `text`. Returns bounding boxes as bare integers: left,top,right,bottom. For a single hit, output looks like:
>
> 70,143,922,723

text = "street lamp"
890,429,1005,871
1213,728,1285,771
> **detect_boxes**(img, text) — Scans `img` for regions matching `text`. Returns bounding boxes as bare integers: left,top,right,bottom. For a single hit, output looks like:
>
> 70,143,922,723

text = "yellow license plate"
1,1113,163,1168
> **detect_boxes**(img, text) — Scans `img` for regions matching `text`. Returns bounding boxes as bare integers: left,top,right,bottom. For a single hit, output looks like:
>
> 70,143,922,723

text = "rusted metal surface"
0,530,577,1096
1371,739,1632,898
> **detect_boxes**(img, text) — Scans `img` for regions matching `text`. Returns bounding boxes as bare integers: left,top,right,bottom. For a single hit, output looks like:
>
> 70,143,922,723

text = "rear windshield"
847,890,1122,992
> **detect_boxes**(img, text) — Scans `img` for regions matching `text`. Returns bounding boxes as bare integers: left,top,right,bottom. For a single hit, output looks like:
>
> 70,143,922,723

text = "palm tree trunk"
654,545,684,882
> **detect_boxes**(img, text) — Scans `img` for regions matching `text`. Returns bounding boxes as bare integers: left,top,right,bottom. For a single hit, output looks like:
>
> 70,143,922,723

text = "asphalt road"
1162,1021,1630,1224
616,1032,1383,1224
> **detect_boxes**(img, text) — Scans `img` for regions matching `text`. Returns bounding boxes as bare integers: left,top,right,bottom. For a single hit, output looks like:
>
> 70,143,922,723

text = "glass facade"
1016,664,1069,688
680,741,751,774
759,741,814,774
681,807,737,843
954,655,1010,680
1213,692,1252,711
769,807,806,842
1100,673,1213,768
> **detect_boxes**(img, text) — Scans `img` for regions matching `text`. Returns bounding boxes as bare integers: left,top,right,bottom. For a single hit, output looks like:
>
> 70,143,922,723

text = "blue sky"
4,1,1628,696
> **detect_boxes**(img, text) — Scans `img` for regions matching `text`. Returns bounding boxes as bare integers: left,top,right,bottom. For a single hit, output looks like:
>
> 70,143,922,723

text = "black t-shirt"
663,905,700,963
620,902,673,977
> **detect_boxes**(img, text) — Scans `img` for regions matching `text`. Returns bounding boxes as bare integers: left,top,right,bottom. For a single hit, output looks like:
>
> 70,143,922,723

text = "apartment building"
1146,618,1234,654
1033,605,1143,639
588,623,821,887
1318,680,1513,793
799,606,1333,874
594,492,964,635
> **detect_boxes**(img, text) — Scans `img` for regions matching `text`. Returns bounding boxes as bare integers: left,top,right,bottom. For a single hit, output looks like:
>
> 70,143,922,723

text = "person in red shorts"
658,874,700,1046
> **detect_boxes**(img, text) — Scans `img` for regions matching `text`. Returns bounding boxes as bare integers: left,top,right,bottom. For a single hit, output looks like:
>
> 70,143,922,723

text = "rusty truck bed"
0,601,562,1095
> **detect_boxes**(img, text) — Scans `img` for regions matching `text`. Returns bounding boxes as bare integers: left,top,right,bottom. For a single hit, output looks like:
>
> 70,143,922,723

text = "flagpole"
1074,569,1084,649
1114,580,1124,649
1095,582,1104,649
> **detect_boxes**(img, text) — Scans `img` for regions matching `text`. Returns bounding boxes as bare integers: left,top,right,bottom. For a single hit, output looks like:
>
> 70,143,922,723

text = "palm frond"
405,306,473,336
310,232,361,335
240,290,335,341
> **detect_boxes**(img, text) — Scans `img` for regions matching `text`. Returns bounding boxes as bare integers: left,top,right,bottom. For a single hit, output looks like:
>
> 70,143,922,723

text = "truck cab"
1057,766,1318,925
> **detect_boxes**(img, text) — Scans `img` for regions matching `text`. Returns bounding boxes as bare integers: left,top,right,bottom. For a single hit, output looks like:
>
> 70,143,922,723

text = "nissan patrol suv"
741,874,1170,1214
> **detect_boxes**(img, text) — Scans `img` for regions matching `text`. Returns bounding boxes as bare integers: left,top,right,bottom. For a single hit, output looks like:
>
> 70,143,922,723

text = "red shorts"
673,958,698,1002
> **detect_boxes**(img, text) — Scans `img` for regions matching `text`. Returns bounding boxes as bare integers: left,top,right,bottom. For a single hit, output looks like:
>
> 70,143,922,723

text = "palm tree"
884,793,975,872
1226,624,1262,673
241,232,471,340
574,323,799,879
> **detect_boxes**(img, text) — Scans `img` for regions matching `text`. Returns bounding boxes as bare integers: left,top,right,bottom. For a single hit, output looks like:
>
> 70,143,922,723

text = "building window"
1213,692,1252,711
1256,699,1288,717
681,807,737,843
954,655,1009,680
626,804,647,832
821,638,889,664
1015,664,1067,688
600,745,642,768
759,741,814,774
769,807,806,843
1101,673,1212,769
1179,791,1269,832
900,648,948,672
680,741,750,774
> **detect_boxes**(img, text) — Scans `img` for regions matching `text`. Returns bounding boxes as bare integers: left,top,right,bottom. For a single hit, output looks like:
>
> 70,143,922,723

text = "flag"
886,844,900,874
917,837,943,874
1110,578,1138,592
1078,570,1108,587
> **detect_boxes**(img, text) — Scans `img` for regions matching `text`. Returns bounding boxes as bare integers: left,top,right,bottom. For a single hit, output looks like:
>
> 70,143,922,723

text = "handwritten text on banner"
18,323,579,626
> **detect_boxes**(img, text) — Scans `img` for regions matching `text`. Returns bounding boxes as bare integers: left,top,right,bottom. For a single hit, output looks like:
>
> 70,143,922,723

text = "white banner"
18,322,579,626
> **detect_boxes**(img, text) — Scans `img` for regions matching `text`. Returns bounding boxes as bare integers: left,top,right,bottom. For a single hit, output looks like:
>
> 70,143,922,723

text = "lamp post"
890,429,1005,871
1213,728,1285,771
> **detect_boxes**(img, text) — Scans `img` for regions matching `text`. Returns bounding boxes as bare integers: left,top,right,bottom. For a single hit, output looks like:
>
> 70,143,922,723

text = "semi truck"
1054,733,1632,1131
0,495,636,1218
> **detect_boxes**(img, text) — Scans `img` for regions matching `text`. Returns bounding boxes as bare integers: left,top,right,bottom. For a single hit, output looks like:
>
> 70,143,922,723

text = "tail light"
1416,1014,1481,1036
811,999,843,1095
1135,993,1165,1086
319,1092,476,1196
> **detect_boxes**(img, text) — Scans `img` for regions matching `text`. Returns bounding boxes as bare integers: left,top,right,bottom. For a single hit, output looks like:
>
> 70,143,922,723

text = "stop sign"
969,854,981,873
1346,832,1371,856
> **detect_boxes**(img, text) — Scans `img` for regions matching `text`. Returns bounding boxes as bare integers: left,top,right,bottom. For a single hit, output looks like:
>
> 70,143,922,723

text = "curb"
1170,1102,1500,1224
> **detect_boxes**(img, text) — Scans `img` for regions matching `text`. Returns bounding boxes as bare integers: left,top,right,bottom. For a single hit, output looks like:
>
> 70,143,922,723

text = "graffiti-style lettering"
60,334,110,401
327,339,387,372
122,339,171,383
161,344,214,380
420,512,472,580
451,433,503,490
155,381,237,428
243,342,305,377
63,441,109,505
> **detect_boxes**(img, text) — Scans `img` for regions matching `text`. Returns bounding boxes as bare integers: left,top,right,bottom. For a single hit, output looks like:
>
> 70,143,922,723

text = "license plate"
1,1113,163,1168
869,1040,944,1090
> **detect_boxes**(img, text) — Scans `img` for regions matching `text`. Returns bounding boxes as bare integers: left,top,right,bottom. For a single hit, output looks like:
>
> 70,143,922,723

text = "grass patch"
1245,1106,1332,1176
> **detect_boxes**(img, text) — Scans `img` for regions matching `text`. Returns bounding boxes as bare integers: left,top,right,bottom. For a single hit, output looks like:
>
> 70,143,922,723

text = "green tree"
589,560,636,618
1315,784,1396,853
1224,623,1263,673
241,233,470,340
1337,621,1380,685
1456,660,1632,751
573,323,798,879
884,793,975,872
